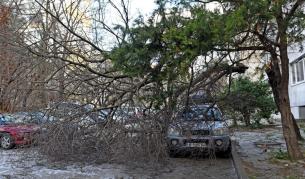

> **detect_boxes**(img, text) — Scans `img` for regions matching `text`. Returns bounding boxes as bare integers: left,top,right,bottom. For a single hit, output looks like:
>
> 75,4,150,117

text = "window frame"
291,58,305,85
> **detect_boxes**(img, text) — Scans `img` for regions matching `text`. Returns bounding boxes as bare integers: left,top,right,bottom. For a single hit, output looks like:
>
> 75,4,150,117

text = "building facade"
289,46,305,120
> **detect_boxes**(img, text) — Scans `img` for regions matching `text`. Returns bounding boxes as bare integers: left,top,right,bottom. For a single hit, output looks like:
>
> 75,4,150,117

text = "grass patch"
298,122,305,129
298,122,305,133
271,149,290,160
250,122,264,129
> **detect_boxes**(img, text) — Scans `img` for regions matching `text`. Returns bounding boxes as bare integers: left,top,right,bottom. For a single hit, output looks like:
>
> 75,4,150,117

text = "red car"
0,114,38,149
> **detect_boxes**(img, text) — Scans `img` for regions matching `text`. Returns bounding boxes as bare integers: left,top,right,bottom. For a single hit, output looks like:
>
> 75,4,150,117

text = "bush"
271,149,290,160
220,77,276,126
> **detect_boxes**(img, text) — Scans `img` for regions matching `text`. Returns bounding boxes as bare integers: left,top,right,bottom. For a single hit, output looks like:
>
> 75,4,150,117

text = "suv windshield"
180,106,222,121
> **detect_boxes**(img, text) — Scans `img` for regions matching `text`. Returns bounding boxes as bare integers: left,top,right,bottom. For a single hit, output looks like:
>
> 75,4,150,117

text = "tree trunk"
276,12,303,160
243,112,251,126
22,90,31,109
233,117,238,127
292,114,303,141
267,68,303,140
58,64,65,101
266,66,303,160
278,92,303,160
265,29,303,159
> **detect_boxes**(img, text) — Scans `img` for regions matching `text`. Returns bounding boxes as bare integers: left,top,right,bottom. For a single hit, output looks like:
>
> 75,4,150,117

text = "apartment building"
238,46,305,120
289,46,305,120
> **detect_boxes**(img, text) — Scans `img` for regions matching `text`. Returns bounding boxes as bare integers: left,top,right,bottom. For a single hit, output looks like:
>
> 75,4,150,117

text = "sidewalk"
232,126,305,179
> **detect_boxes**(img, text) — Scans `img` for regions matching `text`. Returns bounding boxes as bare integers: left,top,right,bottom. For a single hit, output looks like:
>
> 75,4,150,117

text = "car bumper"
14,139,32,145
13,133,35,145
167,135,231,153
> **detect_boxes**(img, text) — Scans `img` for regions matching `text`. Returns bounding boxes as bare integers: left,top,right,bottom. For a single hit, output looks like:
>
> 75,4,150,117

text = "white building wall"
288,43,305,120
289,82,305,107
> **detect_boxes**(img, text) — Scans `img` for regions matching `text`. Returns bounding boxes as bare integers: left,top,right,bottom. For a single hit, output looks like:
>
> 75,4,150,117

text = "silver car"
167,104,231,157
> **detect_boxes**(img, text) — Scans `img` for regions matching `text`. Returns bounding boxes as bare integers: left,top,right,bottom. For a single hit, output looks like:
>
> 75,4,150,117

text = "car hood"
170,120,227,130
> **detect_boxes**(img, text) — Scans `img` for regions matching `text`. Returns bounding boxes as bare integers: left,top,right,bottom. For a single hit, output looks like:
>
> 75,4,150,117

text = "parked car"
46,102,105,124
9,112,56,124
0,114,39,149
167,104,231,157
47,102,86,119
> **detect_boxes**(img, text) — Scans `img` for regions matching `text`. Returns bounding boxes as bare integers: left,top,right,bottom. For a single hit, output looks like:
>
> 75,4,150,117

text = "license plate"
186,143,207,148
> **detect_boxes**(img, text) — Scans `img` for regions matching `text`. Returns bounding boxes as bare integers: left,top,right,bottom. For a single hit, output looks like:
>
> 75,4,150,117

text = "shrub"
271,149,290,160
220,77,276,126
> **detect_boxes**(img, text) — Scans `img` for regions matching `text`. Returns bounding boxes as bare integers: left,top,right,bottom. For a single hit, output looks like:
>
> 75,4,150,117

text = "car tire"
168,149,178,158
1,133,15,149
220,145,232,158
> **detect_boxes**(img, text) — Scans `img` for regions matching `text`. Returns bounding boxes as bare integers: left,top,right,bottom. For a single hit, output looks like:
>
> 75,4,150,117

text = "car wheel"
168,149,179,158
220,145,232,158
1,133,15,149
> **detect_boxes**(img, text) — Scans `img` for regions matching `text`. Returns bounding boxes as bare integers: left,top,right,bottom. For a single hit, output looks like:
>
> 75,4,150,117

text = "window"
291,58,305,84
291,63,296,84
296,60,304,82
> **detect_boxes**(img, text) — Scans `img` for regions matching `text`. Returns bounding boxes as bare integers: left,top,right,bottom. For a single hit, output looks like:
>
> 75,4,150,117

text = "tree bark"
276,10,303,160
266,66,303,141
266,68,303,159
22,89,33,110
278,92,303,160
264,21,303,159
262,10,304,158
292,115,303,141
233,117,238,127
243,112,251,126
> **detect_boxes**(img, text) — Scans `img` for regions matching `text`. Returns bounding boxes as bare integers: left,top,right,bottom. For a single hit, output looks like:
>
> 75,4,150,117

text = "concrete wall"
289,77,305,120
289,82,305,107
300,107,305,120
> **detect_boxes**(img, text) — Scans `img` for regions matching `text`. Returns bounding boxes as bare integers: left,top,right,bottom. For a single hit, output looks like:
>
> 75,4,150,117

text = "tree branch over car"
166,0,305,160
4,0,304,162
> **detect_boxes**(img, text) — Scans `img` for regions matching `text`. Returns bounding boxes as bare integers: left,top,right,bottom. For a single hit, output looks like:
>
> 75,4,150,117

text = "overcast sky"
99,0,218,48
97,0,157,47
102,0,218,26
129,0,157,17
100,0,157,23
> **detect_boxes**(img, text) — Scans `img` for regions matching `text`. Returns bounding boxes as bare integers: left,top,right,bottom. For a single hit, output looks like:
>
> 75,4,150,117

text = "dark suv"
166,104,231,157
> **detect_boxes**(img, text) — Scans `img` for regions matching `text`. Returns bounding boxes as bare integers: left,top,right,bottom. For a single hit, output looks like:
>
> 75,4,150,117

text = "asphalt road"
0,148,237,179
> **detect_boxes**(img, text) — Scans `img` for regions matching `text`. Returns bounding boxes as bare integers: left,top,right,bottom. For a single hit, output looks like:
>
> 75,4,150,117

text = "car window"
0,115,6,125
0,115,14,125
181,106,222,121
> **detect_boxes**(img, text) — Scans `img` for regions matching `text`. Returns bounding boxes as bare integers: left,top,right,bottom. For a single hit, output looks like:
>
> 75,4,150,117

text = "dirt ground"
0,148,237,179
233,126,305,179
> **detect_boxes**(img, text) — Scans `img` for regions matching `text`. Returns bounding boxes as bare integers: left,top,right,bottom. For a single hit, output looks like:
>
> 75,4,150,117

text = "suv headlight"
213,127,229,136
167,126,181,136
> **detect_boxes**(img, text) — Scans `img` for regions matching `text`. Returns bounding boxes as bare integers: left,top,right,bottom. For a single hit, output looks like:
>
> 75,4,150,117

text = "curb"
231,141,249,179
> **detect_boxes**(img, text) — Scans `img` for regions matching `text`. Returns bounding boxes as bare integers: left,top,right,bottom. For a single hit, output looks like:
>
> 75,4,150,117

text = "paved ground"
233,126,305,179
0,148,237,179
